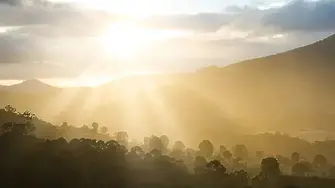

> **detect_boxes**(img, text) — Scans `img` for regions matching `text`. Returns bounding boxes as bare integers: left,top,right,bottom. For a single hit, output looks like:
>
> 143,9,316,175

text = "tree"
222,150,233,160
149,135,164,152
206,160,226,173
115,131,128,147
21,111,35,120
329,166,335,178
172,141,185,151
4,105,16,113
276,154,290,166
100,126,108,134
150,149,162,158
219,145,226,155
292,162,312,177
198,140,214,158
170,141,186,160
0,122,35,135
80,125,89,132
234,145,248,160
261,157,280,180
291,152,300,164
313,154,327,168
127,146,145,162
194,156,207,174
130,146,144,157
61,122,69,128
160,135,169,150
91,122,99,133
59,122,70,139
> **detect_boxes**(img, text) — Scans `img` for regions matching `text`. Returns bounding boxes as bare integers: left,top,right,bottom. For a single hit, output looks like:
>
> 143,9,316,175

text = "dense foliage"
1,106,335,188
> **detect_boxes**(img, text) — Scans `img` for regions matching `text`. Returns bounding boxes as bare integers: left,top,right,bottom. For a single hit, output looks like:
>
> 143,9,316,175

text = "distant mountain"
1,34,335,142
0,79,59,93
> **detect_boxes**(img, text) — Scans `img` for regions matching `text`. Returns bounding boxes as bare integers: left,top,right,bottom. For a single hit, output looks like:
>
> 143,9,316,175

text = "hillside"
0,34,335,143
191,33,335,132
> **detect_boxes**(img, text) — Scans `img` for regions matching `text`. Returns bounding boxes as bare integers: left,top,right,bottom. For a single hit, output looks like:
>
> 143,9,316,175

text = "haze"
2,1,335,187
1,0,334,86
1,0,335,144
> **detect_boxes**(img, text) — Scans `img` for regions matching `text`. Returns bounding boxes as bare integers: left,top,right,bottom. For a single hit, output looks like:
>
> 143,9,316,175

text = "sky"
0,0,334,86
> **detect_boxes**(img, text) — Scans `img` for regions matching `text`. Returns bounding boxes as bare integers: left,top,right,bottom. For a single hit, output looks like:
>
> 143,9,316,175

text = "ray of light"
127,76,183,141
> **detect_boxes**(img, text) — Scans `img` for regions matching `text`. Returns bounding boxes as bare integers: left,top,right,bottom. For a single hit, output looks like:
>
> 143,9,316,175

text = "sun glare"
100,22,154,59
100,21,192,60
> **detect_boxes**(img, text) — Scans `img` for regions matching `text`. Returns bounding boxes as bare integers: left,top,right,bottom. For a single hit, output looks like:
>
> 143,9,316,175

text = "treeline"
2,106,335,187
1,121,335,187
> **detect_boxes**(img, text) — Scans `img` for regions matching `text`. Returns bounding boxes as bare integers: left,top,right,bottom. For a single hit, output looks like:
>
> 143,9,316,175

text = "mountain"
1,34,335,142
190,33,335,132
0,79,59,93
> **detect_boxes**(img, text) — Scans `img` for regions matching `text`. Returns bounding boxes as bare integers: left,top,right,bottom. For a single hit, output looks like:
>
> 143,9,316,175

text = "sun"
100,22,153,59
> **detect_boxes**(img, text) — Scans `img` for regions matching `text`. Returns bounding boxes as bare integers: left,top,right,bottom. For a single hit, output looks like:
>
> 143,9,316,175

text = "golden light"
100,22,154,59
99,21,192,60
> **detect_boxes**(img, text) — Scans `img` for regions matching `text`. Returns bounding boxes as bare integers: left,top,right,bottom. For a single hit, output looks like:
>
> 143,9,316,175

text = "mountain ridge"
0,79,58,93
0,34,335,138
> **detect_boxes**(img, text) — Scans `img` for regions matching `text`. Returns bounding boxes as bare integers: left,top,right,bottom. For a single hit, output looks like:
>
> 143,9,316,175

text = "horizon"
0,31,333,87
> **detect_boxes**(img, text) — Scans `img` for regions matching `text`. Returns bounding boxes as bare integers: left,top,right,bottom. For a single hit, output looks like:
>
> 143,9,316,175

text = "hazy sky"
0,0,334,86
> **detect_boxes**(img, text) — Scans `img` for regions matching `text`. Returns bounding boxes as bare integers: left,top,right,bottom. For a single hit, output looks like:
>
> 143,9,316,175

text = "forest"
1,105,335,188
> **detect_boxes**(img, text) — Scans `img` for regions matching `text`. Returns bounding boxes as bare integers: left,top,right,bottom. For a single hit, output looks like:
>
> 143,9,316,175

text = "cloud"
142,13,234,32
142,0,335,34
0,0,48,6
0,0,335,80
263,0,335,32
0,1,116,37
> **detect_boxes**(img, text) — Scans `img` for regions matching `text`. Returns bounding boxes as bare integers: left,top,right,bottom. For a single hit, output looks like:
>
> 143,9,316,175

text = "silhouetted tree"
91,122,99,133
173,141,185,151
292,162,312,177
276,154,291,166
234,145,248,160
149,135,164,152
194,156,207,174
0,122,35,135
100,126,108,134
130,146,144,157
170,141,186,160
219,145,226,155
206,160,226,173
4,105,16,113
261,157,280,178
21,110,35,120
198,140,214,158
313,154,327,168
160,135,169,150
291,152,300,164
222,150,233,160
61,121,69,127
329,166,335,178
115,131,129,147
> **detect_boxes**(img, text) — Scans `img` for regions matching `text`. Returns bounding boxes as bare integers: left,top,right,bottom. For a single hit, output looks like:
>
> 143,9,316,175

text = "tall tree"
198,140,214,158
234,145,248,160
291,152,300,165
149,135,164,152
313,154,327,168
261,157,280,180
